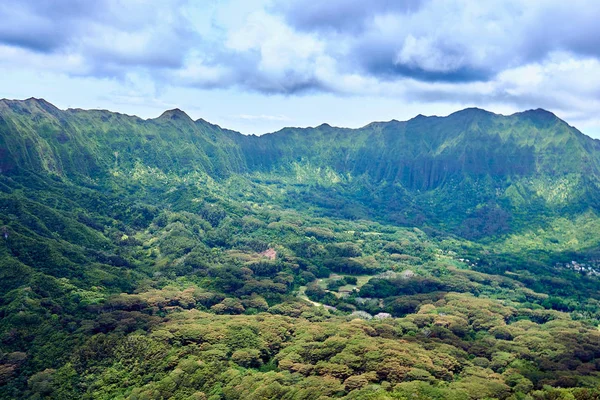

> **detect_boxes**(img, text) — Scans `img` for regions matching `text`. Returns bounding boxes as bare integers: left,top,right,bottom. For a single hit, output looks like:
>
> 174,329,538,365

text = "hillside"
2,98,600,239
1,99,600,399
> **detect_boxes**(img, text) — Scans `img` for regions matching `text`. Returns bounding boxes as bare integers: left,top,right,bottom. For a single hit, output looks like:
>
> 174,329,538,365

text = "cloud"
267,0,600,85
170,11,330,94
0,0,103,52
1,0,600,131
398,52,600,122
271,0,426,33
3,0,600,89
0,0,198,76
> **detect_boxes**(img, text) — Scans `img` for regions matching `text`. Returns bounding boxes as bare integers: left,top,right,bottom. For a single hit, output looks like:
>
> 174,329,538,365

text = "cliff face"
2,98,600,237
236,107,599,187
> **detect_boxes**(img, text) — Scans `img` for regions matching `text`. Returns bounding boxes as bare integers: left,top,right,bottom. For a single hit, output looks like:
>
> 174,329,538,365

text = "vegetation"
1,98,600,399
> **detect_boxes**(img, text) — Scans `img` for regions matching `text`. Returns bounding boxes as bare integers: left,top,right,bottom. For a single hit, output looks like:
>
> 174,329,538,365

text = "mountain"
2,98,600,238
2,98,600,398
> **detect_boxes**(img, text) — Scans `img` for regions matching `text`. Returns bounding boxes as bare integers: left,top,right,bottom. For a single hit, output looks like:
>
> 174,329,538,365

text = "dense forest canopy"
1,98,600,399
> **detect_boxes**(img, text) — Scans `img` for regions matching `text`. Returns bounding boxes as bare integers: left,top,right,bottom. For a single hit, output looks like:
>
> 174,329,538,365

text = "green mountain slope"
2,99,600,398
0,99,248,179
2,98,599,239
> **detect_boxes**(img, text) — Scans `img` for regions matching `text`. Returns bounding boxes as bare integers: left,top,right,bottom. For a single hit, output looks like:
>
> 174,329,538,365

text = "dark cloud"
173,49,326,95
0,27,63,53
0,0,198,74
272,0,426,33
0,1,105,52
382,65,490,83
522,3,600,61
349,37,491,83
269,0,600,86
241,74,325,95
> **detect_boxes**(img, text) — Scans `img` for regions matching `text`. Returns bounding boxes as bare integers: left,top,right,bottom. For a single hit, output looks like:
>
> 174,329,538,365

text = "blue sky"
1,0,600,137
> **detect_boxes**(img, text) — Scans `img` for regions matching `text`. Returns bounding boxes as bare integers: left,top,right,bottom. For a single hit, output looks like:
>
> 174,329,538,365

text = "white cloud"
223,11,327,92
396,35,467,73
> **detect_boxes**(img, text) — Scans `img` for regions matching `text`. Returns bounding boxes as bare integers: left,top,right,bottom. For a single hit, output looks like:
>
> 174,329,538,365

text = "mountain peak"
157,108,192,121
449,107,494,118
24,97,46,104
409,114,429,122
2,97,50,107
0,97,60,115
514,108,560,128
519,108,557,118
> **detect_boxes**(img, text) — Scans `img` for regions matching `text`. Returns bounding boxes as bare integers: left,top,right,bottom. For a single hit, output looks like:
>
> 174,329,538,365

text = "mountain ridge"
0,97,590,137
1,98,600,239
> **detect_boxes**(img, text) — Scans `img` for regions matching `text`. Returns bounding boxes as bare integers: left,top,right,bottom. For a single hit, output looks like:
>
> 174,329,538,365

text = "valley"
1,98,600,399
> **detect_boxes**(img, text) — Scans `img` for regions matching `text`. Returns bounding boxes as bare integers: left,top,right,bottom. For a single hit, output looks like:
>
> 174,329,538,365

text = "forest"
1,98,600,399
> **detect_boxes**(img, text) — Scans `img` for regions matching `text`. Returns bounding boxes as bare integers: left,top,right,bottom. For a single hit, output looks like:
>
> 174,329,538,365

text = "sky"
1,0,600,137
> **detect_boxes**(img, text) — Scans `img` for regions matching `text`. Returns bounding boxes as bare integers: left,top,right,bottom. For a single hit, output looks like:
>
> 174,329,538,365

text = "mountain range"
2,98,600,239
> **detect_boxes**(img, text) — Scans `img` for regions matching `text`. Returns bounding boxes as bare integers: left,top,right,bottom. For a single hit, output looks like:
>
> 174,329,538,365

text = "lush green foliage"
1,98,600,399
